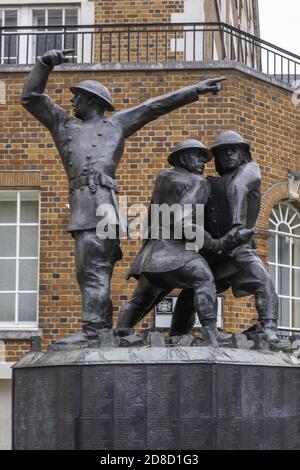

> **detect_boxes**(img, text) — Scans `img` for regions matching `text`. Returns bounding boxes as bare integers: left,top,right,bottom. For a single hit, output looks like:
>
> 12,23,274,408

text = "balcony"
0,22,300,85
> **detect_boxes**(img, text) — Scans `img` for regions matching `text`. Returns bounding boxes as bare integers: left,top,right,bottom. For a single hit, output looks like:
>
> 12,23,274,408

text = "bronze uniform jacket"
203,161,264,286
127,167,210,278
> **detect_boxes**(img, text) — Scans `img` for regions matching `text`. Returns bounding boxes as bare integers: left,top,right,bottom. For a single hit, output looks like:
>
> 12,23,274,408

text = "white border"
0,1,95,25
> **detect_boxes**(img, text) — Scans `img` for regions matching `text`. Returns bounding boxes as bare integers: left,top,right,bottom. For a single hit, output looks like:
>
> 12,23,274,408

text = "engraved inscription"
147,365,180,449
113,366,146,450
241,367,264,417
216,418,241,450
13,363,300,451
179,365,212,449
216,365,242,418
14,367,75,450
80,366,114,449
263,368,285,417
241,418,264,450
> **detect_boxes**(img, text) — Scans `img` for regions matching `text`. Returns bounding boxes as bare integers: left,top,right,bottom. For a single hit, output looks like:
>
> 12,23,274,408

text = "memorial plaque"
179,365,212,449
240,418,264,450
147,365,180,449
215,418,242,450
216,365,242,418
113,366,146,450
241,367,264,417
13,350,300,450
282,417,300,450
282,368,300,415
263,368,286,417
80,366,114,449
14,367,75,450
263,418,285,450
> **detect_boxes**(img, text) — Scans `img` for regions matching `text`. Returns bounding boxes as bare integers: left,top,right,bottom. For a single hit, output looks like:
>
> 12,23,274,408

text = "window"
268,202,300,336
0,191,40,329
0,2,95,64
0,9,18,64
31,7,79,63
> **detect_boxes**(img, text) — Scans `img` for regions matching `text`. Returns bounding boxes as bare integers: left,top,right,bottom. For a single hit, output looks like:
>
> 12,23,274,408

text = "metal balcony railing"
1,22,300,84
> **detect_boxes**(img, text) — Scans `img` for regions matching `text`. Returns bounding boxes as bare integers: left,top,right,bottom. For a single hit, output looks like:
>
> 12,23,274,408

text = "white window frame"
0,190,40,331
171,0,205,61
29,6,80,64
0,8,19,64
0,1,95,64
268,202,300,335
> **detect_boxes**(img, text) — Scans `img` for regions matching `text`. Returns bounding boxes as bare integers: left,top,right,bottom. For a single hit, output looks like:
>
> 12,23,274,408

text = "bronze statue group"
21,49,280,347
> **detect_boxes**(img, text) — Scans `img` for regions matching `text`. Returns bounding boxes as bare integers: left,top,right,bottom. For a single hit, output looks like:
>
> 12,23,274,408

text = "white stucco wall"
171,0,205,61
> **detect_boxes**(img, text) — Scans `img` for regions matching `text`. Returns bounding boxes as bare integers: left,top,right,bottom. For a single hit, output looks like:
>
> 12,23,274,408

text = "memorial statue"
117,139,255,343
20,48,225,344
170,131,280,343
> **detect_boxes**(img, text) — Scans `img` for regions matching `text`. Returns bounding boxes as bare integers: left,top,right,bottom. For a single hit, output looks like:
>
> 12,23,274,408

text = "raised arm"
114,77,226,138
21,49,73,130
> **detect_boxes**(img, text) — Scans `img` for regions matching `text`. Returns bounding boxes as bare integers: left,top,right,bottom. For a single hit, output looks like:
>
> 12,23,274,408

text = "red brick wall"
1,66,300,360
94,0,184,23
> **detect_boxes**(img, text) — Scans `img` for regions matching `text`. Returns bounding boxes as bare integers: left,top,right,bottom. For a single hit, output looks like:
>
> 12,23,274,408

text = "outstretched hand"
197,77,226,95
41,49,75,67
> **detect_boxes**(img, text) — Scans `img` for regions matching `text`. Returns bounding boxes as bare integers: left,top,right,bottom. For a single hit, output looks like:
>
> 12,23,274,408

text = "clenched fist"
41,49,75,67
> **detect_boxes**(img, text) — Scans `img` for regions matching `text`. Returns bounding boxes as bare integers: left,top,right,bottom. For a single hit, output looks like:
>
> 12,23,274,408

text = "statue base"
13,347,300,450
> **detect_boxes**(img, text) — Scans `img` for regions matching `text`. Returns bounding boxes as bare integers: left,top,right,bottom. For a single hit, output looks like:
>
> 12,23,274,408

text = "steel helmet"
70,80,115,111
211,131,252,175
210,131,250,155
168,139,212,167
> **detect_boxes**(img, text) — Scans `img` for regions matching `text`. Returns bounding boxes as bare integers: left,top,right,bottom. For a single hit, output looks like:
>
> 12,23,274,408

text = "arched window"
268,202,300,336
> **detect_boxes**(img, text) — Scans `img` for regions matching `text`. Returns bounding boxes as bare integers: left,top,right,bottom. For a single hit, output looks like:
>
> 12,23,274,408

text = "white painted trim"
171,0,204,23
0,0,95,24
0,362,14,379
171,0,204,61
0,324,39,330
0,2,95,64
80,0,94,26
0,0,81,5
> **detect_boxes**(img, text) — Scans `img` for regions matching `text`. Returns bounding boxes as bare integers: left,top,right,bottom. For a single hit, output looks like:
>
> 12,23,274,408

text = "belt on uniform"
70,172,119,193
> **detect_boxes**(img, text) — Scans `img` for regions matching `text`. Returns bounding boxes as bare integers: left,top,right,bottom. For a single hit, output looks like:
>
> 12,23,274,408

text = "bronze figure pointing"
21,48,226,345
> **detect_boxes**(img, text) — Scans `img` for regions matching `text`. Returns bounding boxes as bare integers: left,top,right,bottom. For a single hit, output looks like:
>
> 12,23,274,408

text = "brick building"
0,0,300,449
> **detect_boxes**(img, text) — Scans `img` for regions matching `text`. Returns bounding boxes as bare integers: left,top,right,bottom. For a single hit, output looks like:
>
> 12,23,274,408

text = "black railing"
1,22,300,83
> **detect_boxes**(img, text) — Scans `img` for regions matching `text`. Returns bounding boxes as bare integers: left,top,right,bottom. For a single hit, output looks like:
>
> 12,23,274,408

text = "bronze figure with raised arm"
21,48,226,345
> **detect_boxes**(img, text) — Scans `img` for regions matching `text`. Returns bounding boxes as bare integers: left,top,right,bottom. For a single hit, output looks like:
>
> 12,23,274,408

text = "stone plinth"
13,347,300,450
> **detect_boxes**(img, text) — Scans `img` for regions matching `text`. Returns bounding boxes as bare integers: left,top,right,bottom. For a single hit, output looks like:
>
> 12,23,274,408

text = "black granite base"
13,347,300,450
